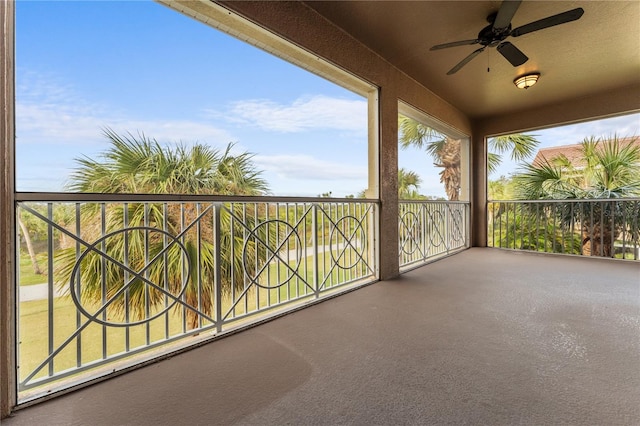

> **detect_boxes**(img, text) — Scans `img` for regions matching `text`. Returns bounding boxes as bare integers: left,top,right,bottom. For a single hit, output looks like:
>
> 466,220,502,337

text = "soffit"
304,1,640,120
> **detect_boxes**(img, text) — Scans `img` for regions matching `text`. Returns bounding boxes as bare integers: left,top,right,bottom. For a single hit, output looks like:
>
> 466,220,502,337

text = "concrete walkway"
19,283,66,302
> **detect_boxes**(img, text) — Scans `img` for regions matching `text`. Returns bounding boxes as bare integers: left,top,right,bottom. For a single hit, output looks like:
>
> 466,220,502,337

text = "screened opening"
14,0,379,403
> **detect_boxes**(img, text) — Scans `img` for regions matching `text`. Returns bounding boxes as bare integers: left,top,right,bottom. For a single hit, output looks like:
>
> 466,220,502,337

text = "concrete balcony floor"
6,248,640,425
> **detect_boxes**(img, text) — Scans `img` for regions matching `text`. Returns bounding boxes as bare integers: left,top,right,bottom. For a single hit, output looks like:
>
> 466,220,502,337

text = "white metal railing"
398,201,470,269
488,198,640,260
15,193,378,401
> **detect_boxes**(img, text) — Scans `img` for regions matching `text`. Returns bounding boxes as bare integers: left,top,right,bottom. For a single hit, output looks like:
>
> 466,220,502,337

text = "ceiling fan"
431,0,584,75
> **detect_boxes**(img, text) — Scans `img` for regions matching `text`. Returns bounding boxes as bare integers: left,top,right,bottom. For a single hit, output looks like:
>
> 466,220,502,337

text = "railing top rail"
488,198,640,204
399,199,470,205
15,192,380,204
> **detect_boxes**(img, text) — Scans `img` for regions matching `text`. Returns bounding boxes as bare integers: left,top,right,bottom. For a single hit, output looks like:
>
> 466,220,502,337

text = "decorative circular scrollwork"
450,208,464,243
399,210,421,255
427,210,446,248
243,220,302,289
329,215,366,269
70,226,191,327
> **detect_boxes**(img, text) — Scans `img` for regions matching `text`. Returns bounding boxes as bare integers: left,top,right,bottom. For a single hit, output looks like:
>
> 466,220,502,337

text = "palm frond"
489,134,540,162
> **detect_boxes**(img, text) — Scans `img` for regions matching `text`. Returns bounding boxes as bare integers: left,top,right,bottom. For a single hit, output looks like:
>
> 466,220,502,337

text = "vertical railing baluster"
590,202,595,257
101,203,107,358
123,203,130,352
265,202,271,306
579,202,584,256
276,202,282,304
600,201,604,257
422,203,428,259
622,200,628,259
144,203,150,345
520,203,525,251
321,203,326,287
569,203,582,254
491,202,496,247
552,203,557,253
229,203,236,318
313,203,319,297
288,202,293,298
631,201,640,260
560,203,565,254
47,203,54,376
535,203,540,252
251,202,257,311
196,203,202,329
505,202,510,249
163,203,169,339
180,203,186,333
303,202,308,297
611,200,615,259
347,203,352,282
214,203,222,333
242,203,248,315
498,202,503,248
75,203,82,366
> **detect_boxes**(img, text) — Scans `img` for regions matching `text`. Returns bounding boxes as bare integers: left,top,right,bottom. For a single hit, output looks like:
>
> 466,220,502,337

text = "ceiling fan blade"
511,8,584,37
431,39,479,50
493,0,522,32
497,42,528,66
447,47,485,75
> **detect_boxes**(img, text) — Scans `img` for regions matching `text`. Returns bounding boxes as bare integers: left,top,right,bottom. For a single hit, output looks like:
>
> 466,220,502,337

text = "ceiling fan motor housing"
478,21,511,47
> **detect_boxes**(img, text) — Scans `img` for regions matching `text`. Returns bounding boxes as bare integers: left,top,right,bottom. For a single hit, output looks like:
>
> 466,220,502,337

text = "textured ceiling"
304,1,640,119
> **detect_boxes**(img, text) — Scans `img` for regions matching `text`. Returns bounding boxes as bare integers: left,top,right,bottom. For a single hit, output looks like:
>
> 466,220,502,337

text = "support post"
377,89,399,279
1,0,16,418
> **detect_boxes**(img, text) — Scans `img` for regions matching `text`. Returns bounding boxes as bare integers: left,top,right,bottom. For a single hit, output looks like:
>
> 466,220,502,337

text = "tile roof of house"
532,137,640,168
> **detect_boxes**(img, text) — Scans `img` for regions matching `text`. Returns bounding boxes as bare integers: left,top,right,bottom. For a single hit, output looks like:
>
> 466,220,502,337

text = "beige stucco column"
377,89,399,280
0,0,16,418
471,132,487,247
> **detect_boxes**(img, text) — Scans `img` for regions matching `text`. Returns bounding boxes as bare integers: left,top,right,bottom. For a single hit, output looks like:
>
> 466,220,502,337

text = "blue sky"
16,0,368,197
15,1,640,198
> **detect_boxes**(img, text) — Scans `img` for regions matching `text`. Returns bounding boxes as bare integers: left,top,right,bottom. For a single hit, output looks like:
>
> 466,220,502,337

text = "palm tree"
513,135,640,257
18,214,43,275
54,129,270,329
398,115,540,200
398,168,423,199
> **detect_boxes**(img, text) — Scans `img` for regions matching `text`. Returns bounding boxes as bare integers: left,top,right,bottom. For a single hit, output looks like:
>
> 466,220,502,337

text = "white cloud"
538,113,640,148
107,120,233,146
254,154,367,181
208,95,368,133
17,103,234,147
16,71,234,146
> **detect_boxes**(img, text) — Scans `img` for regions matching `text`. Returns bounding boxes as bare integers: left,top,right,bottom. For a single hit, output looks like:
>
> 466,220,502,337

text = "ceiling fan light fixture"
514,72,540,89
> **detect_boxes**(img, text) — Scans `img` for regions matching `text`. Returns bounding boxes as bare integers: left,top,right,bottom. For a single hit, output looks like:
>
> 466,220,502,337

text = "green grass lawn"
19,296,192,383
19,252,49,286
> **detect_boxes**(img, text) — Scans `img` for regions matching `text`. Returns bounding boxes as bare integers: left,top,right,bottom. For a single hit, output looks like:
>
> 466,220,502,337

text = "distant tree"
488,175,516,201
398,168,423,199
18,214,43,275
